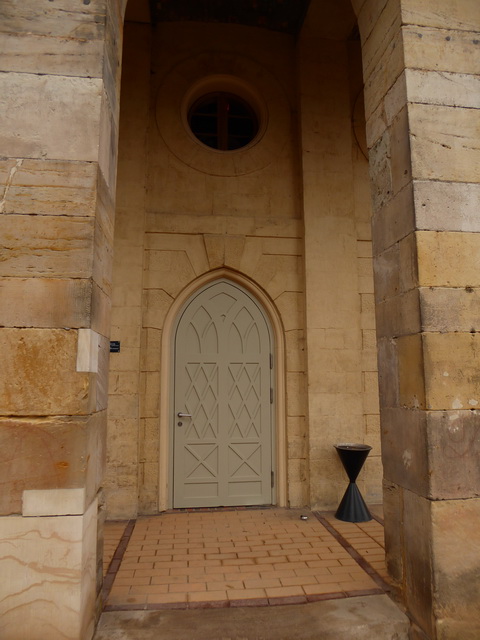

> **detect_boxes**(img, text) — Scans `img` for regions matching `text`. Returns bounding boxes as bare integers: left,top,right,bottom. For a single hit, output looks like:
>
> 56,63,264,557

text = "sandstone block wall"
358,0,480,637
0,1,122,637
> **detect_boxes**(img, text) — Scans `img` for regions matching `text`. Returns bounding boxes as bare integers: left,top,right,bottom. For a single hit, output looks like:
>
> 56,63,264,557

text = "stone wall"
357,0,480,637
0,1,122,638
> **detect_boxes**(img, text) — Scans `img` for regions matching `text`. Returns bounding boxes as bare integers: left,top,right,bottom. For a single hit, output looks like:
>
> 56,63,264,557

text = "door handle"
177,412,192,418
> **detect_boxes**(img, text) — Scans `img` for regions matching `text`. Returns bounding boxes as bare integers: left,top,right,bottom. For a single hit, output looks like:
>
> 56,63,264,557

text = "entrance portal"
172,280,274,508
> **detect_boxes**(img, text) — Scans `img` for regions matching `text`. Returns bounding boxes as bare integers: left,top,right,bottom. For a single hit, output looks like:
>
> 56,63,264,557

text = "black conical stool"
334,443,372,522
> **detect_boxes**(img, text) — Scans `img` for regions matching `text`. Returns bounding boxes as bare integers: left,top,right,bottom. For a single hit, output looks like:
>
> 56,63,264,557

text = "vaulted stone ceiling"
150,0,311,35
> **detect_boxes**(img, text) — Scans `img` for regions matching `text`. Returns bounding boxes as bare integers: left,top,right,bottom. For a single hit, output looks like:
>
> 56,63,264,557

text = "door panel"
173,280,273,508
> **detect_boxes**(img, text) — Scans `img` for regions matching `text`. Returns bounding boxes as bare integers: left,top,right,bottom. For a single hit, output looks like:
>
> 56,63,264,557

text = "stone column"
0,1,122,638
356,0,480,637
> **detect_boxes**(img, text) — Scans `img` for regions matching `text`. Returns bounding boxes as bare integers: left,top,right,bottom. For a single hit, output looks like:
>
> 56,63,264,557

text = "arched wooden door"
173,280,274,508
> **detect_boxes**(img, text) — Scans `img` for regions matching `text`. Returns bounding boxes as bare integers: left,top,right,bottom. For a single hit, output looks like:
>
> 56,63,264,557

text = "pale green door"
173,280,274,508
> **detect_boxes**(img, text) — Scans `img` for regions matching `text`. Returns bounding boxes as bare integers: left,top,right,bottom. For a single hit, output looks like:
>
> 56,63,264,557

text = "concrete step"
94,595,410,640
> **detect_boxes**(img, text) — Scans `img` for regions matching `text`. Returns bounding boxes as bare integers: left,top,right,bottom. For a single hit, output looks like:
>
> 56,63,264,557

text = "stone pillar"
298,2,381,509
0,1,122,638
357,0,480,637
106,19,151,518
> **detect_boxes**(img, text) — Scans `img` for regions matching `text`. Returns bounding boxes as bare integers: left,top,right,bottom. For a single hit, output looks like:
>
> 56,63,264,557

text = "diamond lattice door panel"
173,280,274,508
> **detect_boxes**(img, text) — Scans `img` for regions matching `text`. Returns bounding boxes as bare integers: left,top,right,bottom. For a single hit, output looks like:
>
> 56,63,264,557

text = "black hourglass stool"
334,443,372,522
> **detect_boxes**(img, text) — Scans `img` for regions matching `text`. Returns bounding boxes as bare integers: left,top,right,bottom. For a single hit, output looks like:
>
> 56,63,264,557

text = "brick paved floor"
103,507,389,610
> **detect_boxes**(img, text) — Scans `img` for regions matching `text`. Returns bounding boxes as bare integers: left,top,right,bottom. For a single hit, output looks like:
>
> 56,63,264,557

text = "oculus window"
188,92,259,151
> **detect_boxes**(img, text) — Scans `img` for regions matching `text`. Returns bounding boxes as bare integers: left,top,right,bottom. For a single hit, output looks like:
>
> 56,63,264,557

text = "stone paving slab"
94,594,409,640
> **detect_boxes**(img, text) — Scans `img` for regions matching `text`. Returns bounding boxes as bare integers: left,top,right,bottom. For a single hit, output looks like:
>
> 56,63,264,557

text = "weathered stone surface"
0,32,104,78
357,0,389,41
361,0,401,80
427,410,480,499
23,487,87,517
0,214,94,278
403,24,480,75
104,407,139,519
0,500,98,640
139,371,160,418
374,234,418,303
223,234,247,270
0,278,92,328
414,180,480,232
76,329,99,375
0,0,107,39
98,87,119,192
203,235,226,270
146,233,209,275
431,498,480,639
140,328,162,372
254,254,303,297
367,70,408,148
417,230,480,287
96,334,110,411
424,332,480,411
380,406,480,501
0,329,94,416
93,170,115,296
144,249,196,296
372,183,415,254
286,330,306,372
403,489,434,639
107,394,139,421
363,26,404,121
363,454,383,502
91,282,112,337
0,72,102,161
381,409,429,498
0,412,106,515
146,212,302,237
397,334,426,409
420,287,480,333
95,594,410,640
409,103,480,184
382,479,404,585
0,159,98,216
390,106,413,194
406,69,480,109
102,0,123,119
375,289,421,339
401,0,480,32
368,131,393,212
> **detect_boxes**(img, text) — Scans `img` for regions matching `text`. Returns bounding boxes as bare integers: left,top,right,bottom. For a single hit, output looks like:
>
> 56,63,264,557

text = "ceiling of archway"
150,0,311,35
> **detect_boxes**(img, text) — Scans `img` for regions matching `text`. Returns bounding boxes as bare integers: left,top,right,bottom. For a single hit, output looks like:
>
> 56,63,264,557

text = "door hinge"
271,471,275,488
270,353,273,369
270,388,273,404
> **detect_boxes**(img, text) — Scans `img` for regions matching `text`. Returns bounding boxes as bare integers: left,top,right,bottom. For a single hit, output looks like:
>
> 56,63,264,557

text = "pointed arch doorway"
171,279,275,508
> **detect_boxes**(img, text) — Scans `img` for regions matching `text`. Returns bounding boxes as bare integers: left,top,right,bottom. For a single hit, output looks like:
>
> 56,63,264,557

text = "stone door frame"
159,269,288,511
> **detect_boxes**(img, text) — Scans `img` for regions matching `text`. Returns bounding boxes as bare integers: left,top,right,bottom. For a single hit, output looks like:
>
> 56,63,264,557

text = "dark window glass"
188,93,259,151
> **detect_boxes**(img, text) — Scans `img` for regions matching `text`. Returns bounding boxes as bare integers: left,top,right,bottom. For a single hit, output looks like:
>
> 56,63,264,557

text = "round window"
188,92,259,151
